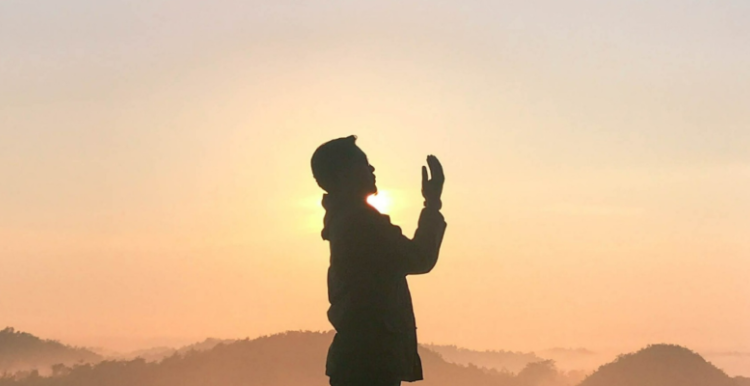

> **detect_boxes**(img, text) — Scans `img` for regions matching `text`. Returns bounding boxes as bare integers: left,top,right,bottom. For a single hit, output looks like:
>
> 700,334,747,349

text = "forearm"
409,207,447,274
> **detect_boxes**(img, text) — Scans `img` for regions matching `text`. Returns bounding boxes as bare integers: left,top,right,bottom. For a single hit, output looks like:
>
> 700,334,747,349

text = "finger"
427,155,444,182
422,165,429,184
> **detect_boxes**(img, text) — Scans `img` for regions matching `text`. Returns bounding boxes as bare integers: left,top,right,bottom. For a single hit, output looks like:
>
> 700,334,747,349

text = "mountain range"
0,327,747,386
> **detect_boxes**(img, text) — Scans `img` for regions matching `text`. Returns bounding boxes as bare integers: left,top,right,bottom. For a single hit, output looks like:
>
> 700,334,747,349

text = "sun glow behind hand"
367,190,392,213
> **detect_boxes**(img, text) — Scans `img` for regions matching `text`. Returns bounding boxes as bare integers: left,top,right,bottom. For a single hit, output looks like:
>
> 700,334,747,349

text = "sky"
1,0,749,356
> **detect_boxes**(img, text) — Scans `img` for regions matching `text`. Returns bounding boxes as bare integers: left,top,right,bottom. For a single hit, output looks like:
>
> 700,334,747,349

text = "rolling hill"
579,344,738,386
0,331,522,386
0,327,102,375
2,329,745,386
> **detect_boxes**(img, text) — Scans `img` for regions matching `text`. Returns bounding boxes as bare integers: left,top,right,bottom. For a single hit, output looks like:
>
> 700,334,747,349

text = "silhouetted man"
311,136,447,386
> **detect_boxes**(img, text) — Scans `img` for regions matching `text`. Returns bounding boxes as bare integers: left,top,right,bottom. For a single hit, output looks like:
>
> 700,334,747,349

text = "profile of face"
339,147,377,198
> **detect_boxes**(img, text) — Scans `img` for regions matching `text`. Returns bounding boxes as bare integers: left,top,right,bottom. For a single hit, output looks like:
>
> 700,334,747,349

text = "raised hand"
421,155,445,210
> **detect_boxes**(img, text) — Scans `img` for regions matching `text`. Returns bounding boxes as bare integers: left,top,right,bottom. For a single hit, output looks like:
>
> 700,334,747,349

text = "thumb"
422,165,429,185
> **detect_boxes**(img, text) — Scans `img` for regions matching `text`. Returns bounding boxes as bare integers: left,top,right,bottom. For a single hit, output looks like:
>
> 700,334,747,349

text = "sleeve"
331,207,447,277
389,207,447,275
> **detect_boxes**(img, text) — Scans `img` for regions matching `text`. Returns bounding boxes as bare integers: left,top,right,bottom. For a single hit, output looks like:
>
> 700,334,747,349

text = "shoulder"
330,206,398,240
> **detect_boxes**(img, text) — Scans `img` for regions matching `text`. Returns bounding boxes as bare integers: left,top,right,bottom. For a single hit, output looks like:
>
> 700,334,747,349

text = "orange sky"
1,0,749,354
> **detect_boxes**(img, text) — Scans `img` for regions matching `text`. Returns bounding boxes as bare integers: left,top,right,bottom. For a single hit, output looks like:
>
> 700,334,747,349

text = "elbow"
409,252,439,275
412,266,435,275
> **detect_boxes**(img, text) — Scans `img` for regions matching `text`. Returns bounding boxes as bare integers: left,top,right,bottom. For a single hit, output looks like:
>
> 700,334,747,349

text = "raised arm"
330,156,446,276
399,207,446,274
388,155,447,274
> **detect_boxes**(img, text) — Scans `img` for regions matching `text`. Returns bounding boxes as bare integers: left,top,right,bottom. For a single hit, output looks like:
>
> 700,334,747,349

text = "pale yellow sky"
1,0,749,354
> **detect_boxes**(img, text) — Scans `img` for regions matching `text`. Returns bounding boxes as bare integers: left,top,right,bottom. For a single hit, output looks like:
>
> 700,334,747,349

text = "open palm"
421,155,445,210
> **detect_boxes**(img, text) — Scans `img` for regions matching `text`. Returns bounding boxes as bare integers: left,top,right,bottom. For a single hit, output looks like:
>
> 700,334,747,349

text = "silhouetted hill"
423,344,543,373
2,331,740,386
0,331,576,386
579,344,736,386
0,327,102,375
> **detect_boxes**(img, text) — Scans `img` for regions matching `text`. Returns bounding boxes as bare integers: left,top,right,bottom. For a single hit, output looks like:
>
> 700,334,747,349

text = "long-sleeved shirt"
321,195,447,382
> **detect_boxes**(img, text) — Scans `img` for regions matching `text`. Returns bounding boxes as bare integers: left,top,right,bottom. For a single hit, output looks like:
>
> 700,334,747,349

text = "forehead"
350,146,369,164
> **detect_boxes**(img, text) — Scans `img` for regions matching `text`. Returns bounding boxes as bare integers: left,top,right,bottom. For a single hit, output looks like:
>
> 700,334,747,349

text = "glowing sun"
367,190,392,213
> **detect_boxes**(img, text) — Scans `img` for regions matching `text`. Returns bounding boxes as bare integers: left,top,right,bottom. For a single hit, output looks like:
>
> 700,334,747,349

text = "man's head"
311,135,377,198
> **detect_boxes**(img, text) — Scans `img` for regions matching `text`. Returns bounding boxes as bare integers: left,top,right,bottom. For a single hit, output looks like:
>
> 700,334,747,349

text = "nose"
370,165,375,173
